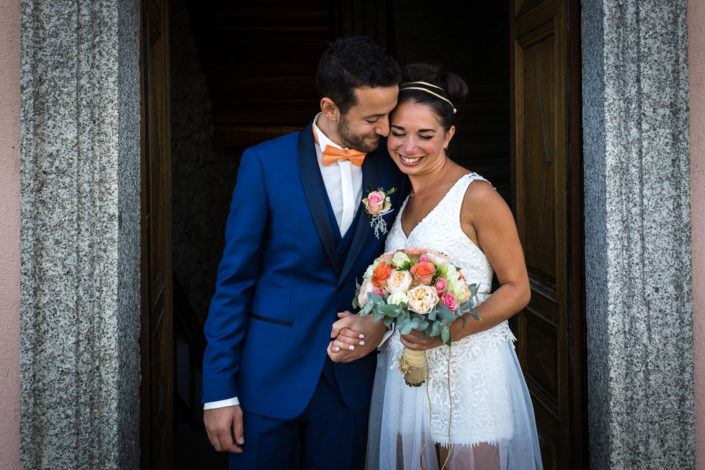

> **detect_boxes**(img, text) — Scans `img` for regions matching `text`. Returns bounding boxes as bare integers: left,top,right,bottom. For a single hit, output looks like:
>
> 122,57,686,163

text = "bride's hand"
399,329,443,351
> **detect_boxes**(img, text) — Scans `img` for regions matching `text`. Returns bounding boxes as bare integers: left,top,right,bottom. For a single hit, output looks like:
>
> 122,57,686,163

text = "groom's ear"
320,97,339,122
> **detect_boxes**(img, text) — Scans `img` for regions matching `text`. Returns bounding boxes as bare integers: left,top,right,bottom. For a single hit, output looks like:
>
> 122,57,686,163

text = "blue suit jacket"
202,121,409,419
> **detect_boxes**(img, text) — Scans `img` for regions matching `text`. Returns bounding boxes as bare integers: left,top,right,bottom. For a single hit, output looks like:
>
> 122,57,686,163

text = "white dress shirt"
204,115,364,410
312,114,363,235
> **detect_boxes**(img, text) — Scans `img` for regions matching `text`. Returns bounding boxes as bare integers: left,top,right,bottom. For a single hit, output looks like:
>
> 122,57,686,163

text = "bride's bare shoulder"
462,175,511,220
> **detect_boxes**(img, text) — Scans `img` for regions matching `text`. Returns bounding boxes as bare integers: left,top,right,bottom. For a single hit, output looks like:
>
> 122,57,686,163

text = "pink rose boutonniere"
362,186,396,238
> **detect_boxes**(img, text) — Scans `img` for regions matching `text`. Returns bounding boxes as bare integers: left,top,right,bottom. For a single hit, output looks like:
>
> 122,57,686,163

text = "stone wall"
582,0,695,467
20,1,141,467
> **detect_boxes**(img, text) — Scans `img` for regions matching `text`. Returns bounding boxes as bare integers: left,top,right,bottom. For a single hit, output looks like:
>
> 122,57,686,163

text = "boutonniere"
362,186,396,238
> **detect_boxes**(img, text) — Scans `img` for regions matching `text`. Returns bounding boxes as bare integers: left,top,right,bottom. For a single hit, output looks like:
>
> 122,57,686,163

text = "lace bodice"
385,172,493,295
385,171,516,344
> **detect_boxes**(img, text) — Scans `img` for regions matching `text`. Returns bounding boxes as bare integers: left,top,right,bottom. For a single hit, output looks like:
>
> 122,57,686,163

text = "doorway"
140,1,586,468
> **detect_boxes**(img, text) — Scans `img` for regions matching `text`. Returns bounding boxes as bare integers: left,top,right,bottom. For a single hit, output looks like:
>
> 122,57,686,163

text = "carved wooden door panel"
140,0,173,468
510,0,585,468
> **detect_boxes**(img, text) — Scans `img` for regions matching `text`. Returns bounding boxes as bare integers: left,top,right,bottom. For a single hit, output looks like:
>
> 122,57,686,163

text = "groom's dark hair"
316,36,401,114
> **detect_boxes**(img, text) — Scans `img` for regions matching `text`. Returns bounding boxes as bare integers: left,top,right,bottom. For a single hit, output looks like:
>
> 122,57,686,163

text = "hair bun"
402,63,468,106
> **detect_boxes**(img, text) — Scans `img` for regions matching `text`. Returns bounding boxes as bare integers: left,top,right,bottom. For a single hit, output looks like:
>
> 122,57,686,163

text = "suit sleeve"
202,148,268,403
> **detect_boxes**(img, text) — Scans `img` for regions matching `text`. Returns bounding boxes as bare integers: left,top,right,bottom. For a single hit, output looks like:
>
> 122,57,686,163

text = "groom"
202,36,409,469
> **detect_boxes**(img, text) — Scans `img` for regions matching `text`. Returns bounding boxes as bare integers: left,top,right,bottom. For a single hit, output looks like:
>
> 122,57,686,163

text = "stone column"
20,1,141,468
582,0,695,468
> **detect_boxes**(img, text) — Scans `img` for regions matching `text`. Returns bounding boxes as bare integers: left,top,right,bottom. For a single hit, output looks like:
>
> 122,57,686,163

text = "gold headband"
399,81,457,114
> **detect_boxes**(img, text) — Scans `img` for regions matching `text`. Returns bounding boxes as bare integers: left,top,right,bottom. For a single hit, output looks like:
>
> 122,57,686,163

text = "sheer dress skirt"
365,325,543,470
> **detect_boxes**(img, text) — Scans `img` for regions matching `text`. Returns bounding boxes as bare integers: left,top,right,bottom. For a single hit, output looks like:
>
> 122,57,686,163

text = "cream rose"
387,291,408,305
391,251,411,268
406,285,439,314
386,269,413,294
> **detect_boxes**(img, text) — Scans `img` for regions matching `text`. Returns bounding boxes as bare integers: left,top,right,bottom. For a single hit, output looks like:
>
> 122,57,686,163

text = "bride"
365,64,543,470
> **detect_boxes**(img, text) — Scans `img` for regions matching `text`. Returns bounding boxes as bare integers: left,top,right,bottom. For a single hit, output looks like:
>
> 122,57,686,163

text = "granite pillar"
582,0,695,468
20,0,141,468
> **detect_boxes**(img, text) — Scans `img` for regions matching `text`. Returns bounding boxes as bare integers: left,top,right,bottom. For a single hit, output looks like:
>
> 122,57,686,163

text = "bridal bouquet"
353,248,481,386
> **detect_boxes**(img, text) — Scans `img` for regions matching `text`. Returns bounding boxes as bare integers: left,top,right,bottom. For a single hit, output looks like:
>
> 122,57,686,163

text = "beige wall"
0,1,701,468
0,0,21,468
689,0,705,468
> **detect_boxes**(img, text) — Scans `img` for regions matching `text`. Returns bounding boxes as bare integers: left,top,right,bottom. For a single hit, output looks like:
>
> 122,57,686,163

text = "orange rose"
410,261,436,285
372,262,393,287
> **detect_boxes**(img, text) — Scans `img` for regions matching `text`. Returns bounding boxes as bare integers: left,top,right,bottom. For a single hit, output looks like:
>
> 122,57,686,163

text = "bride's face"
387,101,454,176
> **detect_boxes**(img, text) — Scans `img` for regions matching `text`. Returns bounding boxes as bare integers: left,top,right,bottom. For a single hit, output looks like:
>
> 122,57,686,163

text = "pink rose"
382,252,394,260
419,255,430,262
434,277,448,294
442,292,459,312
366,191,385,214
372,287,385,296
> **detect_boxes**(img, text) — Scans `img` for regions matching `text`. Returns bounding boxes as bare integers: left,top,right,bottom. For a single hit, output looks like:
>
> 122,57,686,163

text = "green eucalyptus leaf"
380,303,401,318
430,321,442,337
428,308,437,321
441,326,451,345
368,292,385,306
437,304,456,321
398,319,413,335
384,316,395,328
397,310,410,325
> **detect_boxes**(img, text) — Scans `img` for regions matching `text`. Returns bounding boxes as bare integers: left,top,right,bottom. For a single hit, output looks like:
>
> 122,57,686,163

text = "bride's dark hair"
398,63,468,131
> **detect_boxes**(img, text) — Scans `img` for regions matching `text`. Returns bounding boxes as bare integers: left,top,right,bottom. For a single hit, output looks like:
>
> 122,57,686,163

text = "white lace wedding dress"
365,173,543,470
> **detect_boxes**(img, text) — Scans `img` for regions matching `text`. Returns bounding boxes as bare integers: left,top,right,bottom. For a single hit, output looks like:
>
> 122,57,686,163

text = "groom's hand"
204,405,244,453
328,311,386,362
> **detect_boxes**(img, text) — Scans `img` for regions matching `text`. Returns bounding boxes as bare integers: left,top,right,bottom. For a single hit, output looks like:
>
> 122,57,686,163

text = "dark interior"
168,1,509,466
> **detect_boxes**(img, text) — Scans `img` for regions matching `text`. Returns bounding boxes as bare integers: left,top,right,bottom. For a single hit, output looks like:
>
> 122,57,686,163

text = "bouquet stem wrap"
398,347,427,387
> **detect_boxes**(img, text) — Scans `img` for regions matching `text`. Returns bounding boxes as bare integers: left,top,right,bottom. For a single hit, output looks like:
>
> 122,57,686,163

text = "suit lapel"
338,151,380,284
297,123,340,274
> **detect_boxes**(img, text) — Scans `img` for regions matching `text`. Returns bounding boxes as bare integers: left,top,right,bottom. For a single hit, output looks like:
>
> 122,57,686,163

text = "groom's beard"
337,115,380,153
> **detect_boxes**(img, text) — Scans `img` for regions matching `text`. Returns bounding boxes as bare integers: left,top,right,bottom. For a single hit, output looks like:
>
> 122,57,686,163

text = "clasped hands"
327,311,386,362
327,311,444,362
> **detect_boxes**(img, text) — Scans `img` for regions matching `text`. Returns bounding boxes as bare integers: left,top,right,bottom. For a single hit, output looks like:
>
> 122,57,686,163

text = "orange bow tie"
321,145,367,167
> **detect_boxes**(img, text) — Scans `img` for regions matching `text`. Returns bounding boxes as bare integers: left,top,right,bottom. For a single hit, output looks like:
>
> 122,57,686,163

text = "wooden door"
140,0,173,468
510,0,585,468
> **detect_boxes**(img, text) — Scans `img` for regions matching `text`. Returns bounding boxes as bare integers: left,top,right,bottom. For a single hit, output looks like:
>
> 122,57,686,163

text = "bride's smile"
387,101,455,175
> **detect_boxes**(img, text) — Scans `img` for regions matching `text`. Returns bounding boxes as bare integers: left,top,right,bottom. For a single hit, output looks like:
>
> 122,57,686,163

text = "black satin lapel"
297,125,340,274
338,154,380,284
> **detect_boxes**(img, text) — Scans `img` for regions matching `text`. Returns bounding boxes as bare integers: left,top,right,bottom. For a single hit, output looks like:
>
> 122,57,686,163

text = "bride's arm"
455,180,530,338
400,180,530,350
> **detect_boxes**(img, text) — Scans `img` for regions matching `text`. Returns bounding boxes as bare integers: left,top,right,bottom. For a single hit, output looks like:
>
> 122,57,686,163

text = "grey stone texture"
582,0,695,468
20,0,141,468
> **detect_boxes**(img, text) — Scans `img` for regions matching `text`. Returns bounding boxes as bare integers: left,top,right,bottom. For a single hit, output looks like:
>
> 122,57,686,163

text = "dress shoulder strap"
446,172,492,215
